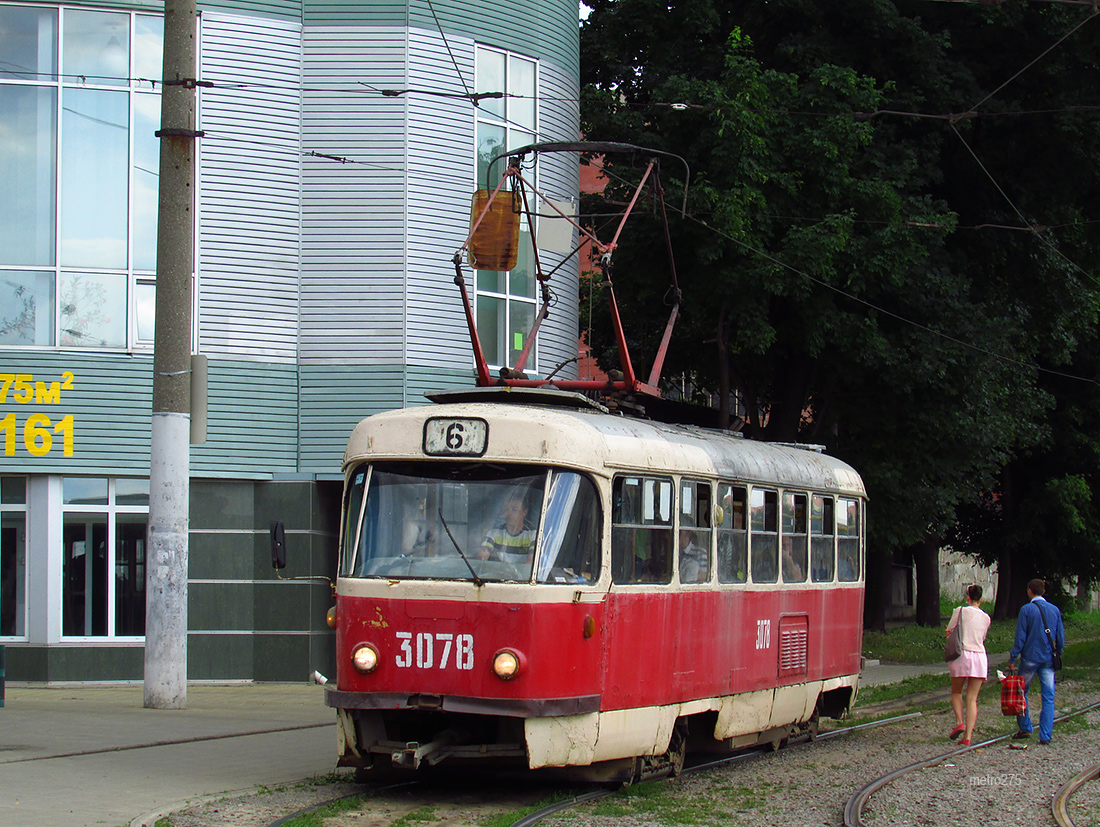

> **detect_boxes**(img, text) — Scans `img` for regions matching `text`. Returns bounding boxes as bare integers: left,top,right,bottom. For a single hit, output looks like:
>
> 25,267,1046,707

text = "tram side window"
750,488,778,584
781,492,808,583
678,479,711,584
837,497,861,582
810,494,835,582
612,476,673,584
748,488,783,585
717,484,747,583
537,472,601,585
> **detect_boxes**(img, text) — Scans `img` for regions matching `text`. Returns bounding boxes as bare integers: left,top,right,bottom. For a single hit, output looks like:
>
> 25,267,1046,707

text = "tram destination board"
423,417,488,457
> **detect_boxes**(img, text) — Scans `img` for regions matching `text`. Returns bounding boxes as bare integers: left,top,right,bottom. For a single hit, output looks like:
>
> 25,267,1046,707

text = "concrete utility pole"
145,0,198,710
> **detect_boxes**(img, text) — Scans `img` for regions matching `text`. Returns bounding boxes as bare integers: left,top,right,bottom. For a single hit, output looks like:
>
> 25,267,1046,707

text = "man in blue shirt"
1008,578,1065,745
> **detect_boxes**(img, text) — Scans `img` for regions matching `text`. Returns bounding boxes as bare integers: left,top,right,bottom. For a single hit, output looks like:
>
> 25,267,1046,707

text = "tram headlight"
351,643,379,674
492,648,525,680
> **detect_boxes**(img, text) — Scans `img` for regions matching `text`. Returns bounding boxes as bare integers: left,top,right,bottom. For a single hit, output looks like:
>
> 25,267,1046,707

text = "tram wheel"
805,712,821,742
668,721,688,777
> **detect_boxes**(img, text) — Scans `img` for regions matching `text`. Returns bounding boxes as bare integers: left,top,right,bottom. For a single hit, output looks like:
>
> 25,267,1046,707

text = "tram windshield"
340,462,601,584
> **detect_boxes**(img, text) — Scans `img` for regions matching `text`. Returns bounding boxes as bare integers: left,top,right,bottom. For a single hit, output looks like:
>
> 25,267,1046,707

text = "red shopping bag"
1001,671,1026,716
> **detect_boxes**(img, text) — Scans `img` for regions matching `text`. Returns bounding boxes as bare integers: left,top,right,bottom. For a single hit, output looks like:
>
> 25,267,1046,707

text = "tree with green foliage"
580,0,1100,627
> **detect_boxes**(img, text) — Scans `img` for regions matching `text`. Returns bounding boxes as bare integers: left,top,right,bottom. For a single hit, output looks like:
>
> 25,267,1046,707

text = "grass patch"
852,672,947,708
863,609,1100,665
392,806,439,827
712,781,778,810
1061,638,1100,685
479,791,585,827
274,794,367,827
863,617,1018,663
1055,709,1099,736
1065,609,1100,639
582,778,763,826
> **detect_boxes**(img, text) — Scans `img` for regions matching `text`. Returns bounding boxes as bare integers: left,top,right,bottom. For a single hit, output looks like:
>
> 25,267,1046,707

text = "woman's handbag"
1001,667,1026,716
944,609,964,662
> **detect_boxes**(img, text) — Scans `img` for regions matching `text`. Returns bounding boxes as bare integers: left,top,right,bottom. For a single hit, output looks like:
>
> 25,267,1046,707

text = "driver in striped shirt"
477,491,536,565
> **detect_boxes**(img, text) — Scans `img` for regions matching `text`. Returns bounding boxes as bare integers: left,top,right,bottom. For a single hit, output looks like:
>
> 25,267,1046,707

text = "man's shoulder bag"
1037,602,1063,671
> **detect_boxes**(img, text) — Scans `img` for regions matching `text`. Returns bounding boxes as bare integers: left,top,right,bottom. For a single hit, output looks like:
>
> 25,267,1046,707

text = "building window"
474,45,538,371
1,475,27,637
61,476,148,637
0,4,163,350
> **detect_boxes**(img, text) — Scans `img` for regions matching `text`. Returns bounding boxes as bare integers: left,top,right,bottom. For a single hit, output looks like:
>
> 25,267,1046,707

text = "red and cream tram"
323,387,866,782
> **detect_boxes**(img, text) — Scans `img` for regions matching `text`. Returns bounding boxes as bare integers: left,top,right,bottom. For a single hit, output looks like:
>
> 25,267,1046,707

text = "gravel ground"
163,679,1100,827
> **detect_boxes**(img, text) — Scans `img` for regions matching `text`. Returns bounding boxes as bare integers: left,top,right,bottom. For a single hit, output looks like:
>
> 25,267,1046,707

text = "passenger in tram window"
401,497,434,556
718,532,747,582
811,554,832,582
478,491,536,565
751,542,777,583
837,548,858,581
678,527,708,583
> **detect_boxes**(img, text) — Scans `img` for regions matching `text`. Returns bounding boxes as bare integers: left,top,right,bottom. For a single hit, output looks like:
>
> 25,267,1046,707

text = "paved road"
0,659,960,827
0,684,335,827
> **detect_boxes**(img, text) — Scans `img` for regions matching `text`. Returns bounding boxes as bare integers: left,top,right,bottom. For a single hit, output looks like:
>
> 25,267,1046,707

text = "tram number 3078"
755,619,771,650
394,631,475,670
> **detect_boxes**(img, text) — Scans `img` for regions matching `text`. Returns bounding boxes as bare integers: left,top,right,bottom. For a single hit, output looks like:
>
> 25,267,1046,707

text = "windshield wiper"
438,508,484,587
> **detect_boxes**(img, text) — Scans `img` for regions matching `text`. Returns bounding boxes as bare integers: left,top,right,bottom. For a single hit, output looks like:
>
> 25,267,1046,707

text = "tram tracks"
843,699,1100,827
1052,760,1100,827
262,712,923,827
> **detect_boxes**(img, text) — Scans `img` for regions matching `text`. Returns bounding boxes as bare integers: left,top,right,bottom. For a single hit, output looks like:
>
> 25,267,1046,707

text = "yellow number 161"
0,413,74,457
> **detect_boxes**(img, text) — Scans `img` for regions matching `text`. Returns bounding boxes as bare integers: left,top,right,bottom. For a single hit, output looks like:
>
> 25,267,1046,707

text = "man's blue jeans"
1016,660,1056,741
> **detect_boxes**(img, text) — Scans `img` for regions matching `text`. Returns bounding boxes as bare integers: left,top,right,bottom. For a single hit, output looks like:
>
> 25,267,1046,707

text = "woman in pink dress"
945,584,992,745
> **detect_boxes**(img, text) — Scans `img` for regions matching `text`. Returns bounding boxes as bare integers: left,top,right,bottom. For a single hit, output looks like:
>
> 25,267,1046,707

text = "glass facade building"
0,0,580,682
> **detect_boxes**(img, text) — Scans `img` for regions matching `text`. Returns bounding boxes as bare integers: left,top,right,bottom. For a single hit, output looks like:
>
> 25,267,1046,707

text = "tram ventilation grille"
778,616,809,677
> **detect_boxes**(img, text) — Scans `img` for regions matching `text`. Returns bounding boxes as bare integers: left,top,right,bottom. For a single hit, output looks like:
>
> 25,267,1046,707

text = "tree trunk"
717,305,731,429
1076,577,1091,612
760,353,813,443
992,464,1015,620
993,544,1013,621
913,534,942,627
1005,541,1034,617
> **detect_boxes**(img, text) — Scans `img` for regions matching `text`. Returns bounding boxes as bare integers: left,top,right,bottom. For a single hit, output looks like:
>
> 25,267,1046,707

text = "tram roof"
345,390,866,498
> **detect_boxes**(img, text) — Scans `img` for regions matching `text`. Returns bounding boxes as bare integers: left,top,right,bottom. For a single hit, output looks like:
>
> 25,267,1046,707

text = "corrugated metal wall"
404,28,477,374
1,1,580,480
298,364,405,471
300,26,408,366
198,13,303,362
0,352,297,475
201,0,303,20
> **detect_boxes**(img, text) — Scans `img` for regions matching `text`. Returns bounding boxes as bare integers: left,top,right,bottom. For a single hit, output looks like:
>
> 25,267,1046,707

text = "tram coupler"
391,730,458,769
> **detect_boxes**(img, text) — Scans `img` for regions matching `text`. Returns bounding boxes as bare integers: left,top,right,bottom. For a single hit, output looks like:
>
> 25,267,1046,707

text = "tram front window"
341,463,600,584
